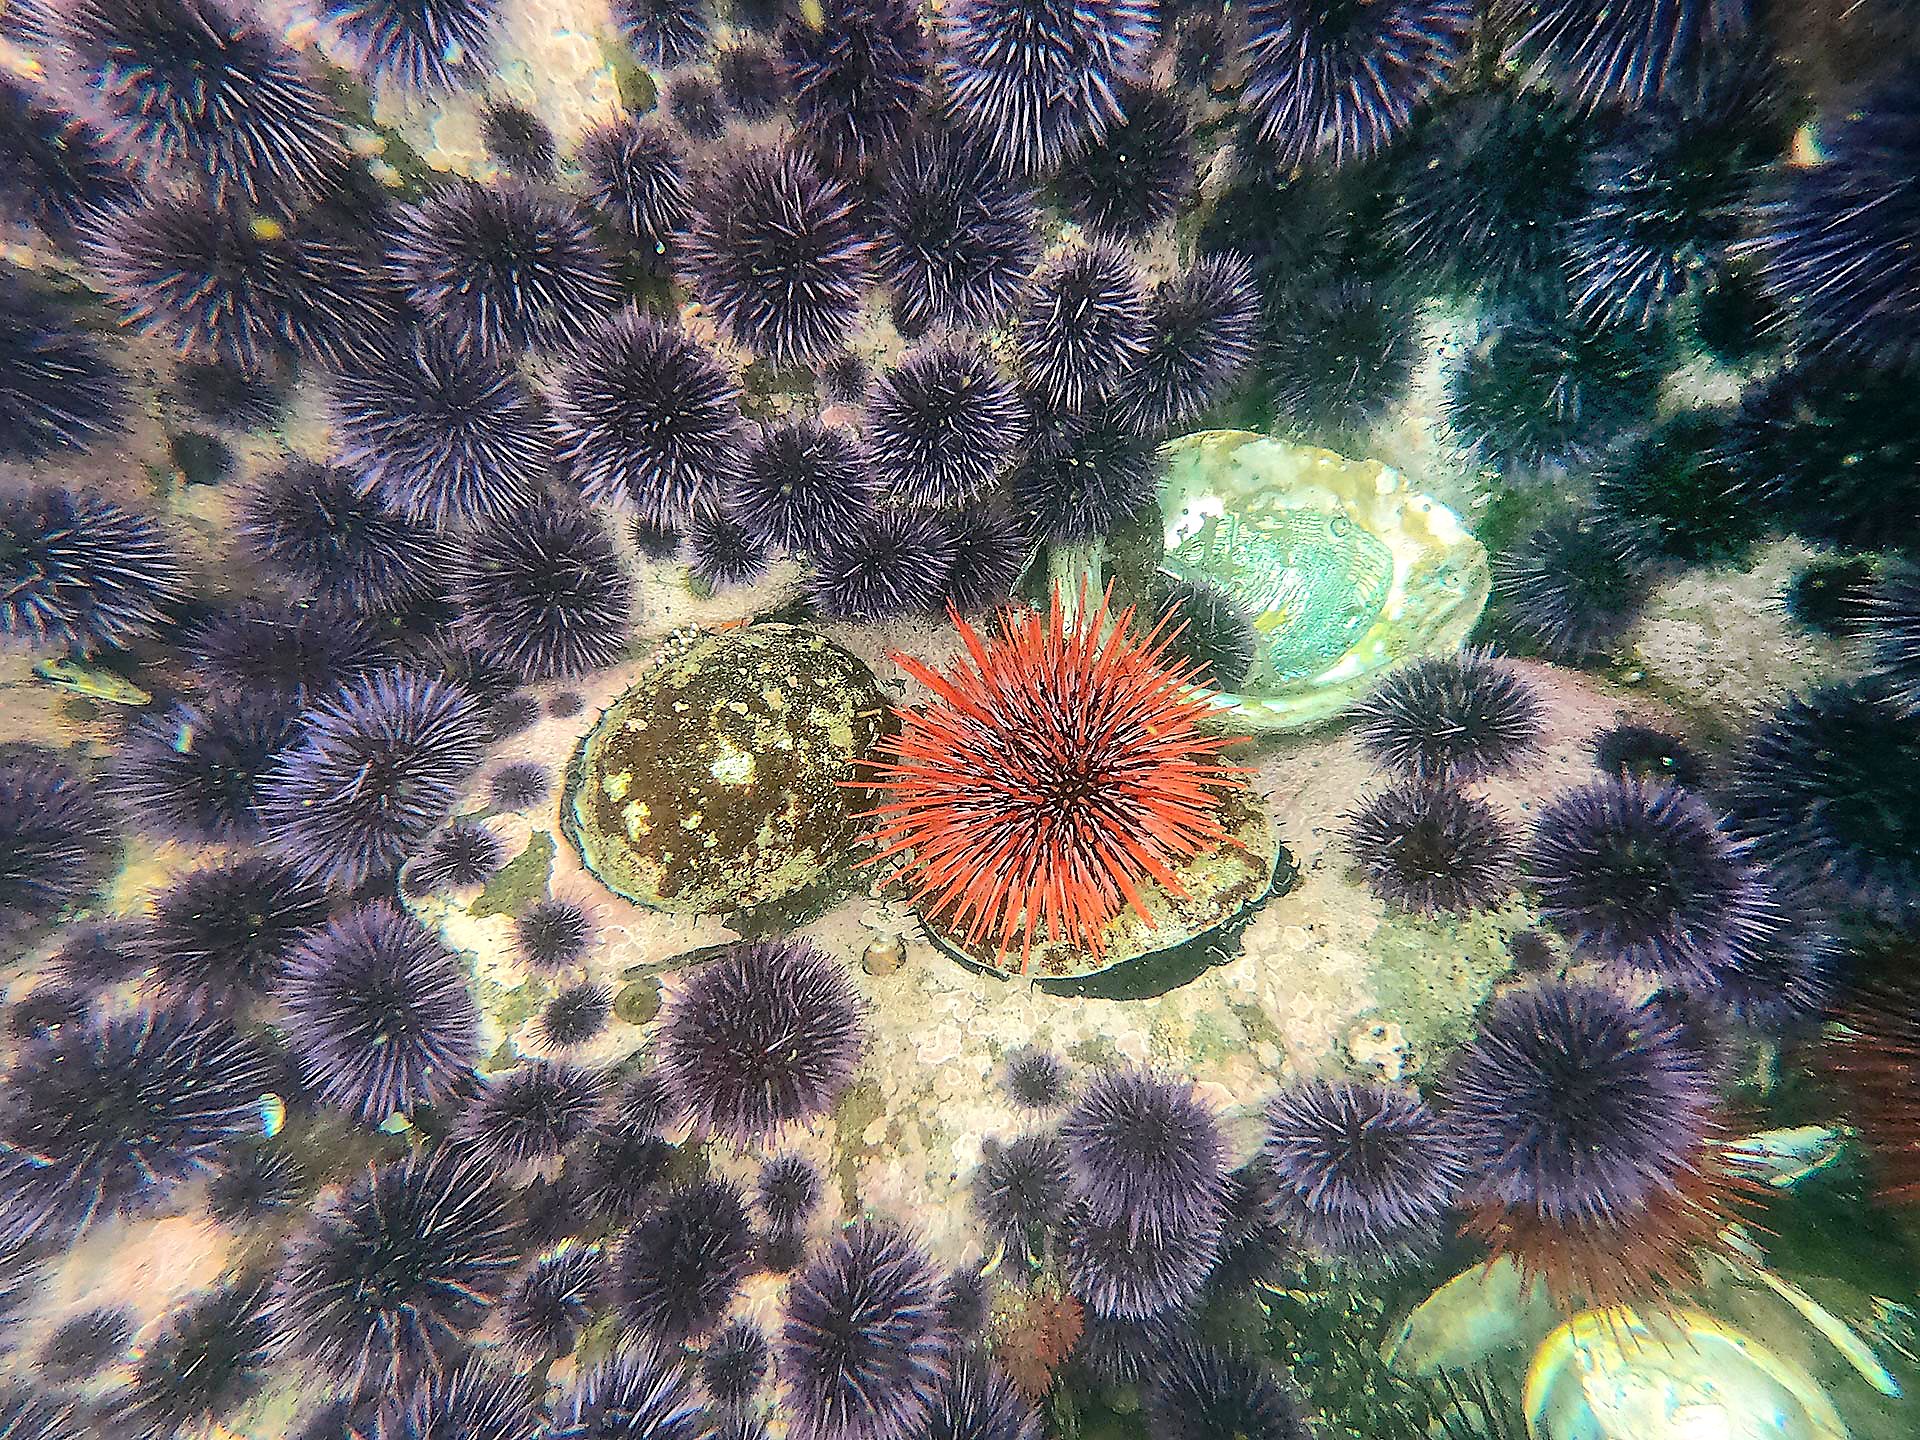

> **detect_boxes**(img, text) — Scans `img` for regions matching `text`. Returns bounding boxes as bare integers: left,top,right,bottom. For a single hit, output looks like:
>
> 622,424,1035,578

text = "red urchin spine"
859,587,1246,968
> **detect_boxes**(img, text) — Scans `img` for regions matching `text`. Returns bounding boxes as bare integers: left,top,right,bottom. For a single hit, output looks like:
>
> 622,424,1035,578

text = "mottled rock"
566,625,887,914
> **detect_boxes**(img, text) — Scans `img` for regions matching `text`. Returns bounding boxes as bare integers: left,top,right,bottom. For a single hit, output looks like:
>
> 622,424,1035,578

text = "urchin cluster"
454,500,635,681
275,900,480,1123
550,307,745,522
389,182,619,358
681,145,872,367
0,1005,273,1247
330,327,550,529
1353,651,1543,784
655,937,865,1145
273,1147,518,1399
866,343,1027,508
1258,1078,1464,1267
258,668,486,890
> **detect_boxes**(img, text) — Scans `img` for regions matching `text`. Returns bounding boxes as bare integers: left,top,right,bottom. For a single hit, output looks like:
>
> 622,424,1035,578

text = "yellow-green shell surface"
566,625,887,914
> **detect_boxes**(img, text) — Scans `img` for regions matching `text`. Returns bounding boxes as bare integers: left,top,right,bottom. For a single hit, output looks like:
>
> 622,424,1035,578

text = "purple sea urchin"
701,1318,771,1406
973,1133,1073,1251
259,669,486,890
1060,1068,1228,1243
551,1343,711,1440
937,0,1158,176
1499,0,1757,114
1527,777,1761,983
0,79,137,240
757,1153,822,1231
866,344,1026,508
1003,1047,1071,1111
239,459,450,614
656,938,864,1145
0,272,127,460
872,128,1038,336
939,504,1027,612
581,118,691,255
1258,1078,1463,1267
327,0,502,93
1345,781,1518,915
1241,0,1472,173
120,1282,274,1436
480,99,558,179
615,0,715,67
1008,411,1160,545
615,1179,757,1344
39,1309,131,1383
0,487,181,653
389,182,619,358
725,417,874,553
1145,1342,1311,1440
681,144,871,367
537,983,613,1050
1016,245,1148,412
807,507,956,621
330,328,549,529
91,192,390,368
550,307,745,523
717,41,786,119
110,693,300,844
0,752,117,931
779,0,931,173
454,500,635,681
1723,680,1920,924
206,1143,304,1222
276,901,480,1122
185,599,387,706
1869,566,1920,719
1443,975,1741,1305
1495,513,1657,662
516,898,595,970
1592,723,1708,790
65,0,344,206
780,1220,952,1440
1061,1205,1219,1319
386,1360,537,1440
665,72,730,140
0,1005,272,1246
455,1060,605,1167
505,1242,604,1359
1112,256,1262,438
1056,83,1193,239
1265,278,1419,446
273,1147,517,1400
1742,67,1920,372
687,509,775,588
146,855,330,1008
1352,651,1543,785
489,762,551,811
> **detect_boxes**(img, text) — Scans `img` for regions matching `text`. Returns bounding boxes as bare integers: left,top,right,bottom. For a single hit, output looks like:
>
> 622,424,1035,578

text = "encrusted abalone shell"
565,625,886,914
1158,432,1490,731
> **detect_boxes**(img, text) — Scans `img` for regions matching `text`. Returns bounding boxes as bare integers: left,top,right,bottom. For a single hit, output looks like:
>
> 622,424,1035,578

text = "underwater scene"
4,1,1920,1438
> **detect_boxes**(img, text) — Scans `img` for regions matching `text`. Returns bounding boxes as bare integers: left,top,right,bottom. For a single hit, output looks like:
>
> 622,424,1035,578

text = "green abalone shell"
1157,431,1490,731
565,625,887,914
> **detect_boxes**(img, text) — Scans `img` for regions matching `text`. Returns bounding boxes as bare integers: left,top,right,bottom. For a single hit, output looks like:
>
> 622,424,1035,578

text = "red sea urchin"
861,590,1245,968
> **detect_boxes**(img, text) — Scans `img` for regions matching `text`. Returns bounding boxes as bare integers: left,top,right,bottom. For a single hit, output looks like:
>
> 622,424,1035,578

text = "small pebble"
862,934,905,976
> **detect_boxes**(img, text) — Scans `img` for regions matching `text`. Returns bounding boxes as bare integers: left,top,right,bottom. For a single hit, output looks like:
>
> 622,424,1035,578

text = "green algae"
470,830,554,920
